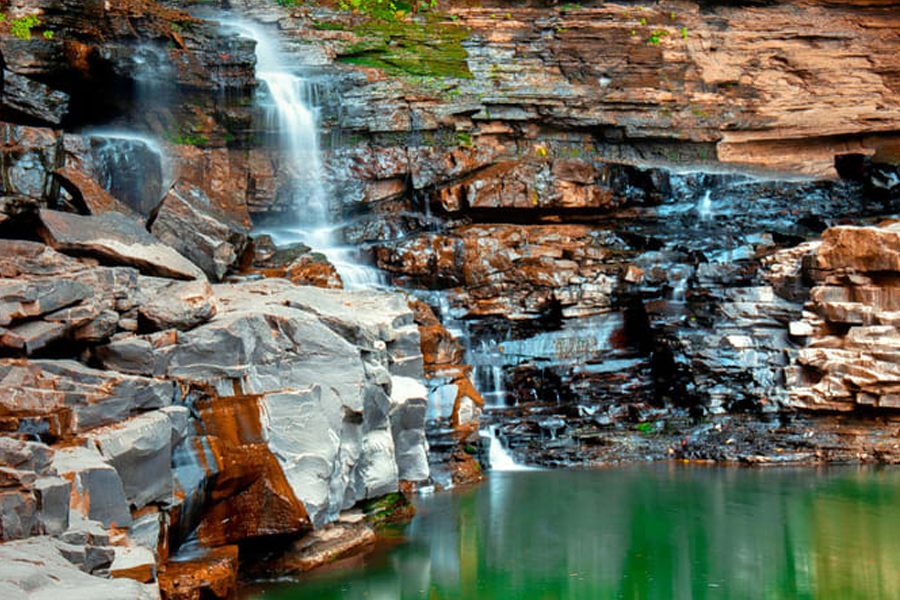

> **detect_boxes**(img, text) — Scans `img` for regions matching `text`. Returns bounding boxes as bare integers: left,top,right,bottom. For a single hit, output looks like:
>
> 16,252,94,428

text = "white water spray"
486,428,533,471
227,20,384,289
697,189,713,222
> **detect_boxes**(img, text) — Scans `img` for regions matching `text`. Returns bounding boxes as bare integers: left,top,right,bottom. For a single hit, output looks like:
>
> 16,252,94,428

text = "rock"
0,488,38,540
0,359,176,439
250,520,376,575
0,320,68,355
0,437,53,473
34,476,71,536
389,377,429,483
158,545,238,600
38,209,205,280
149,181,252,281
51,446,132,528
816,226,900,273
53,166,141,219
244,239,343,289
110,546,156,583
136,278,216,332
192,393,311,545
259,388,342,529
0,278,92,327
0,196,39,230
0,537,158,600
92,411,175,510
128,510,163,558
1,69,69,126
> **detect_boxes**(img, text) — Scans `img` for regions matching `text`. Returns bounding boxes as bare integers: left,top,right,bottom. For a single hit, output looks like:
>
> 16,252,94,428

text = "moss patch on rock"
337,18,472,79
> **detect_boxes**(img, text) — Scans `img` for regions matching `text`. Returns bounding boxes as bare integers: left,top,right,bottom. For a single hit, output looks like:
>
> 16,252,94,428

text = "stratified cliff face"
2,0,900,596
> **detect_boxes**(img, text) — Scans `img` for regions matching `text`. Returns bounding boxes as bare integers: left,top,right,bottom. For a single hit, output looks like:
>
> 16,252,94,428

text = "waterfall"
697,189,713,222
486,428,532,471
226,19,384,289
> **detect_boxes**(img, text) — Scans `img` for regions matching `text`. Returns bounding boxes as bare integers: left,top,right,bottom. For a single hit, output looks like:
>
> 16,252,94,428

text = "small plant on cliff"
637,422,656,435
648,30,668,45
9,14,42,40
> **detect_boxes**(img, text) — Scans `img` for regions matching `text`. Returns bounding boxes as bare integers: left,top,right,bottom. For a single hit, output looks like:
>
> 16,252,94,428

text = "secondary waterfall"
227,20,384,289
486,428,532,471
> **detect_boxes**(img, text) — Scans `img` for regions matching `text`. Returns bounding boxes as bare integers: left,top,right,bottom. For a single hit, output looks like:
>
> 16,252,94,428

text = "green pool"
242,465,900,599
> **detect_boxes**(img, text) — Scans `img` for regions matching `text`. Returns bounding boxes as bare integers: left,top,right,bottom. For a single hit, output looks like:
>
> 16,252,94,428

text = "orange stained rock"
158,545,239,600
193,393,311,546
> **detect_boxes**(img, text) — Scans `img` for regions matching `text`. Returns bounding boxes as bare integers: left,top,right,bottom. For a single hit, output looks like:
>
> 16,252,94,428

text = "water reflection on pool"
243,465,900,599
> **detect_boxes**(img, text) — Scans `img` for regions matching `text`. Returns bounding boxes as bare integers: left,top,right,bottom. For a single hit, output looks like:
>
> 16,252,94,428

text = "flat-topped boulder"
38,209,205,280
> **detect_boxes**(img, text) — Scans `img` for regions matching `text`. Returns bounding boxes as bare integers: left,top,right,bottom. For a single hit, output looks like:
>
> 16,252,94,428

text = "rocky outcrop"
148,182,251,281
242,236,344,289
0,169,430,597
785,223,900,411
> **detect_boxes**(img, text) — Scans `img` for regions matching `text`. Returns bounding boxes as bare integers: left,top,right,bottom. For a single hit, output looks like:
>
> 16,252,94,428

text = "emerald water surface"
243,465,900,599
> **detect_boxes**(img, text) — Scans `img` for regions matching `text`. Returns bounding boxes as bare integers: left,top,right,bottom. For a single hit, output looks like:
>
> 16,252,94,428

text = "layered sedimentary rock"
785,224,900,411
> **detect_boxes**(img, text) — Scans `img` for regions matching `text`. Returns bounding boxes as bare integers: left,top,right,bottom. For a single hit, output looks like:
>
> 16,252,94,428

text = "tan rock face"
256,0,892,192
786,224,900,411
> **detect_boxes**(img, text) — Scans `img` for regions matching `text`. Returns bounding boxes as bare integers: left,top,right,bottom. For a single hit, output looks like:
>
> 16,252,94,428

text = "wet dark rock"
0,69,69,126
0,196,39,231
53,166,141,219
149,181,252,281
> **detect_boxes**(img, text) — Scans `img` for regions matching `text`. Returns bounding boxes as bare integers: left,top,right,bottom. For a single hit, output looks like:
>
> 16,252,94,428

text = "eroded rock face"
785,223,900,411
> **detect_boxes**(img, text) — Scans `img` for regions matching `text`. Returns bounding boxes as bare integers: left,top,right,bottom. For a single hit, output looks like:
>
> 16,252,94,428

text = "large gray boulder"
51,446,131,529
92,279,430,528
149,181,251,281
92,411,177,510
38,209,205,280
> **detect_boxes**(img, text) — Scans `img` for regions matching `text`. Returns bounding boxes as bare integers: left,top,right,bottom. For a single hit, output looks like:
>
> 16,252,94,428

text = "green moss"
362,492,414,529
168,131,209,146
456,131,472,147
337,19,472,79
311,20,347,31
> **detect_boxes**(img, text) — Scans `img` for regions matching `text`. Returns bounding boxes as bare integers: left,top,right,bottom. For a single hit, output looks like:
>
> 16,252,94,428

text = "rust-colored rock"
378,224,618,319
193,394,310,546
158,545,238,600
243,238,343,289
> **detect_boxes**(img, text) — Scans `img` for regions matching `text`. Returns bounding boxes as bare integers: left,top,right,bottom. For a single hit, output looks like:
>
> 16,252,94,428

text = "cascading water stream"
226,19,384,289
486,427,533,471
